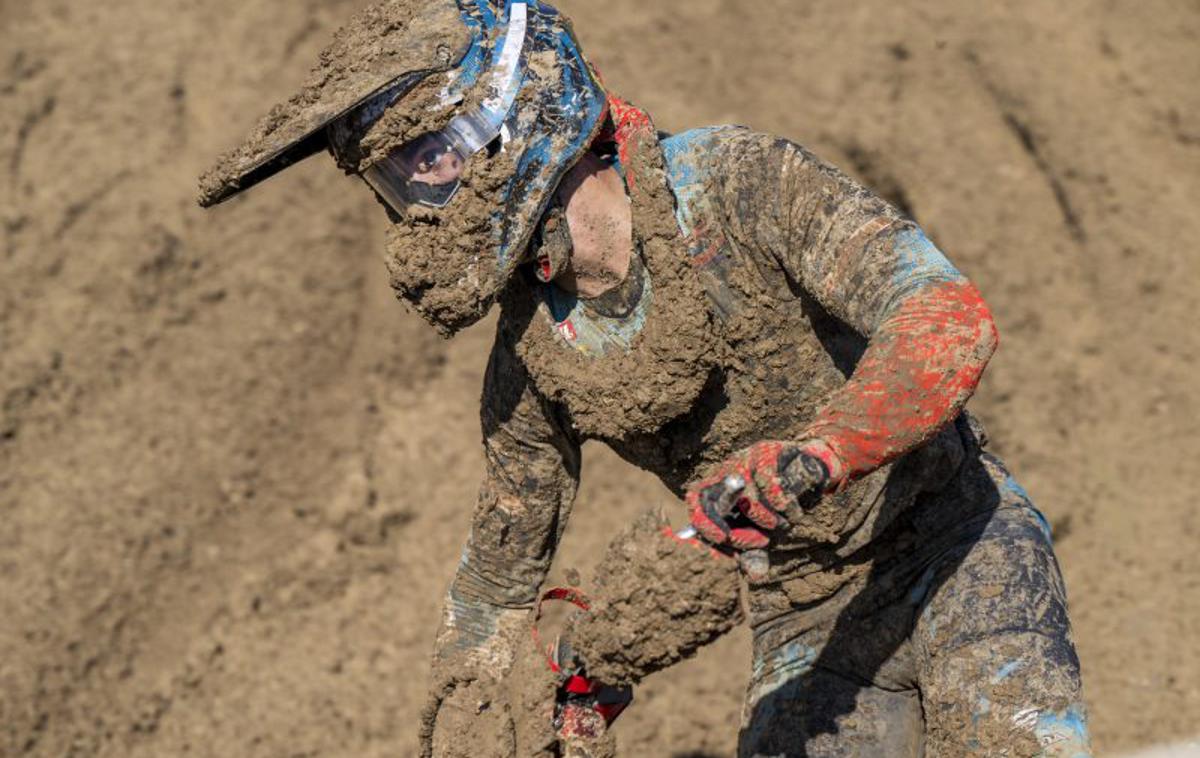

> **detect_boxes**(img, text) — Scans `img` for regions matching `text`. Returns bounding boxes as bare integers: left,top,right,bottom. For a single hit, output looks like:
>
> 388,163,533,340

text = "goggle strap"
445,0,528,158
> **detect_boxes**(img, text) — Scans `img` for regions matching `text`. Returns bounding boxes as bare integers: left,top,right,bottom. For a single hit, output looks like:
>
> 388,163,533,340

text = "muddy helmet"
199,0,608,335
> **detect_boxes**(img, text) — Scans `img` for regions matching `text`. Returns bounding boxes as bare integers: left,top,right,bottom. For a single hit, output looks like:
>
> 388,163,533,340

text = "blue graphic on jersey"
1034,705,1092,757
539,274,653,358
661,126,740,238
890,228,966,295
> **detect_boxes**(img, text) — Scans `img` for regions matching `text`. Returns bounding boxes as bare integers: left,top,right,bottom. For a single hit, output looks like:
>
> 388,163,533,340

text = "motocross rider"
199,0,1092,755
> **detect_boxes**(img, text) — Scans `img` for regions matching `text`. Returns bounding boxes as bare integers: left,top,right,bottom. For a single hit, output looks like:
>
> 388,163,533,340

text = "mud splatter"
421,609,617,758
428,675,518,758
330,74,458,174
503,101,718,440
197,0,470,206
381,138,521,337
565,510,742,686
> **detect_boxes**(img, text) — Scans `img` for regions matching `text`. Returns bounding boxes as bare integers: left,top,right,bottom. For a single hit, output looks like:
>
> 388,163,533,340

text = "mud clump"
382,142,520,337
566,510,743,686
429,677,518,758
422,612,619,758
417,510,732,756
505,105,719,441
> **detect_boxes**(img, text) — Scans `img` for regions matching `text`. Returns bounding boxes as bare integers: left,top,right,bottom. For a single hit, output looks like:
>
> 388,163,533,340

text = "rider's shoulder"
660,127,823,189
660,126,748,177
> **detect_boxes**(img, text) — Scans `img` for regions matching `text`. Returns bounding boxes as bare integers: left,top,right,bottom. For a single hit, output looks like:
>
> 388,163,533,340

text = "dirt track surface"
1,0,1197,755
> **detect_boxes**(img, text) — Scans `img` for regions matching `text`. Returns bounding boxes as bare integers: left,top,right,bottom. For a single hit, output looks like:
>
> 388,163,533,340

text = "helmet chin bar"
360,0,529,212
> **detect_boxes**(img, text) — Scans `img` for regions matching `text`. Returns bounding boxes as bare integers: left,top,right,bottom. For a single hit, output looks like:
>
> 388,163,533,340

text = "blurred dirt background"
2,0,1197,755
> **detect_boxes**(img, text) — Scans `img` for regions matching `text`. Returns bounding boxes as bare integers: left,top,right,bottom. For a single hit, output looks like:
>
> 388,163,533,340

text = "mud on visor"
360,0,529,211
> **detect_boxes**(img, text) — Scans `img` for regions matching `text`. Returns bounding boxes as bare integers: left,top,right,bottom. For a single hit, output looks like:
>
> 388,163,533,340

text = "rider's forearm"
451,479,576,608
451,413,580,608
452,338,582,609
452,522,556,609
439,483,573,659
804,276,997,483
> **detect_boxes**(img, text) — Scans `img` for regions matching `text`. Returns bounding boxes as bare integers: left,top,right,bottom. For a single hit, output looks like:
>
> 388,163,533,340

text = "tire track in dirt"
964,48,1087,244
7,95,55,186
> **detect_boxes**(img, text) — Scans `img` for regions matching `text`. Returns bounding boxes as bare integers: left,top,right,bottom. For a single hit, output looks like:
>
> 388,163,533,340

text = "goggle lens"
363,132,467,211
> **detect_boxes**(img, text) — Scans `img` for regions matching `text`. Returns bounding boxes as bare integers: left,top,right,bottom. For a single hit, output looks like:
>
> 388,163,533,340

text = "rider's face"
397,133,466,187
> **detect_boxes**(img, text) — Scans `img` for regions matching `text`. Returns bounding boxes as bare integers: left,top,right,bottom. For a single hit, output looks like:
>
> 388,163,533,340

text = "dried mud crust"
330,74,457,174
502,112,718,440
382,139,521,337
565,510,743,686
422,616,617,758
197,0,470,206
367,56,530,336
428,676,518,758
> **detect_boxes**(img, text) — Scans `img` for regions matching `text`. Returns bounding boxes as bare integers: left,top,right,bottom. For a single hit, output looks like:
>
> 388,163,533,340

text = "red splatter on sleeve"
805,279,998,481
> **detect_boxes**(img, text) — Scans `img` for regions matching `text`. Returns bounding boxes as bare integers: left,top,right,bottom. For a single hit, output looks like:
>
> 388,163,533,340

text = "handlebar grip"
778,449,829,505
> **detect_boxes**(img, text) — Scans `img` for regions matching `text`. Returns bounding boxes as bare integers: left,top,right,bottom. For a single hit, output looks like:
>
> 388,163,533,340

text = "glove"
420,590,625,758
418,592,530,758
685,441,832,550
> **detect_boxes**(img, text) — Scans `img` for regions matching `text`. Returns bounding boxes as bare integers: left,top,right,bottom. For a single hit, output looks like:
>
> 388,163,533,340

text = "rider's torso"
530,127,874,490
505,127,965,584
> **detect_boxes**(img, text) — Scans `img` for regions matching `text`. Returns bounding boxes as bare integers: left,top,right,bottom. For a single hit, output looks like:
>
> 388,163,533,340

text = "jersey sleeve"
719,134,998,481
450,335,582,608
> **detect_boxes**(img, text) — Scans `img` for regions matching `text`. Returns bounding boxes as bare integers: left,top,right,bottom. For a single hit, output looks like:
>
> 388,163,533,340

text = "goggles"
362,0,529,212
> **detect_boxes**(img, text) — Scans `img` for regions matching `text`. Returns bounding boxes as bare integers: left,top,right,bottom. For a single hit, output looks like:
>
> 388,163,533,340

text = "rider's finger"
687,497,730,545
728,526,769,550
737,493,779,531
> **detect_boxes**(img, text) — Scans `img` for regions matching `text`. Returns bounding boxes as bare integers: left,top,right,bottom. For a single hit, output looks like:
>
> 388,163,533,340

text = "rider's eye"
417,149,441,173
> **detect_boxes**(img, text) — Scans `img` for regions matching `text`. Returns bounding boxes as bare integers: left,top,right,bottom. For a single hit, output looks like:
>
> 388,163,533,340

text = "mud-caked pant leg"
737,561,929,757
913,455,1092,757
738,444,1091,757
738,662,923,757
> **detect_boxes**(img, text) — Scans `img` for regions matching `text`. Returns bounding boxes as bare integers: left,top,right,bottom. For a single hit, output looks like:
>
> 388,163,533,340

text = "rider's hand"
685,441,832,550
418,592,529,758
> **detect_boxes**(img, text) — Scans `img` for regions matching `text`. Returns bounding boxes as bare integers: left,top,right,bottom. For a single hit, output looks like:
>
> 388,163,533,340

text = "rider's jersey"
452,121,997,608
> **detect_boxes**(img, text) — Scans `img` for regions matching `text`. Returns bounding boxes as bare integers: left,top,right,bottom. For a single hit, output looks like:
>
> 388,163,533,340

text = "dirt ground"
1,0,1197,755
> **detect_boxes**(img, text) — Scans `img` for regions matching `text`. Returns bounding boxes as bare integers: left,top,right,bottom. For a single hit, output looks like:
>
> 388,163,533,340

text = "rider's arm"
449,334,582,616
728,135,997,484
422,338,581,750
